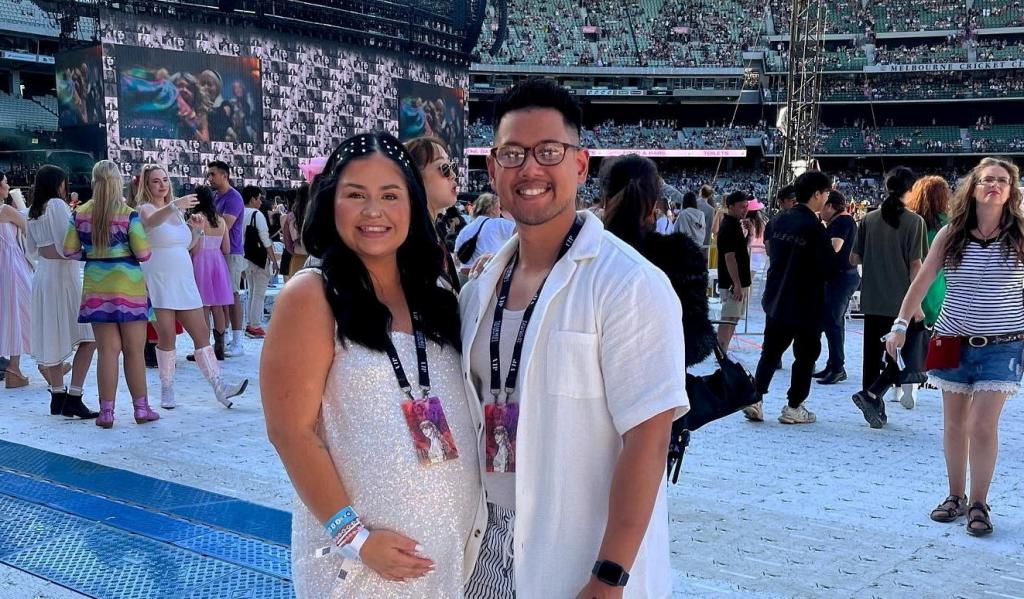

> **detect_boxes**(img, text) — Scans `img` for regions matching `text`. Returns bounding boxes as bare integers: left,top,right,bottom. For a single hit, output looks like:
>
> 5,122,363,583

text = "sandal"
930,494,967,522
966,502,993,536
4,370,28,389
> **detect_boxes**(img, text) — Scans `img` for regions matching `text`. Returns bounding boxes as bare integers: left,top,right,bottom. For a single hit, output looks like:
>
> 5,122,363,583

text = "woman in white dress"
262,133,483,598
0,172,33,388
25,165,97,419
131,164,248,409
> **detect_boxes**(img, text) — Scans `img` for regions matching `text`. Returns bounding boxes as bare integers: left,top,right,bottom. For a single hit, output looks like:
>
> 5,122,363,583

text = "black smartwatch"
592,560,629,587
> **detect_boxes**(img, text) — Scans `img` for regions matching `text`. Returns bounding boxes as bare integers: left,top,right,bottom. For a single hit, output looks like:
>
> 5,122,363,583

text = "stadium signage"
2,51,54,64
465,148,746,158
866,60,1024,73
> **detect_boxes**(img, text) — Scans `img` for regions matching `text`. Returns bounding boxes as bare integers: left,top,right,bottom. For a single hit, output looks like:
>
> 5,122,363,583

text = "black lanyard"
489,215,585,402
384,310,431,399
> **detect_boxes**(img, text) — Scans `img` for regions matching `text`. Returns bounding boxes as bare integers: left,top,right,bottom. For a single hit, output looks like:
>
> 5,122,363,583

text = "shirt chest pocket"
545,331,605,399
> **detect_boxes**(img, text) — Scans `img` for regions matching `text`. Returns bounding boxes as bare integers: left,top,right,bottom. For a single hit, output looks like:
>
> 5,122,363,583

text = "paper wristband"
340,527,370,561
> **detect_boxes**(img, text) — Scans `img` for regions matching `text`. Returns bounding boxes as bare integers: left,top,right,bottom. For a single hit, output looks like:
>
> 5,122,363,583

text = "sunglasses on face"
438,160,458,179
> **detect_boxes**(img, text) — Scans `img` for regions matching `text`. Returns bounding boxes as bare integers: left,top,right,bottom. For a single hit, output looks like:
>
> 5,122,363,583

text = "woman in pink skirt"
0,172,32,388
189,186,235,359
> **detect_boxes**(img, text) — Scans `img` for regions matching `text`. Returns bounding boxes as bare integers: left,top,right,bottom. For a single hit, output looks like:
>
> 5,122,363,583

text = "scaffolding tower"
771,0,828,206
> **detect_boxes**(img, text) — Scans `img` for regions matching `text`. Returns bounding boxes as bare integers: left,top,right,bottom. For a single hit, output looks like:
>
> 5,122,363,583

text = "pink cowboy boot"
96,399,115,429
132,396,160,424
194,345,248,408
156,349,177,409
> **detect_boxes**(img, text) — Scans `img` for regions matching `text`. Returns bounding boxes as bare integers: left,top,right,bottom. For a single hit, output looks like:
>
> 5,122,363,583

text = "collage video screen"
397,79,466,163
114,46,262,143
56,45,106,128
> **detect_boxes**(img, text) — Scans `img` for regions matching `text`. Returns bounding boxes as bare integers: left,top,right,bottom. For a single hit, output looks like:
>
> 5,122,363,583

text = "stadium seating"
974,0,1024,27
0,0,95,38
466,119,762,150
0,92,58,131
969,124,1024,152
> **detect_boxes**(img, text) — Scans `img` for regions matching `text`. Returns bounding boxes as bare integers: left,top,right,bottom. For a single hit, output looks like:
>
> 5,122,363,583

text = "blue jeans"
822,269,861,372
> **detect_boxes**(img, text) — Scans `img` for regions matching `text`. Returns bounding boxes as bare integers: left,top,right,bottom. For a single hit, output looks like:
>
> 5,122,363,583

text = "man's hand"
731,286,744,302
576,577,624,599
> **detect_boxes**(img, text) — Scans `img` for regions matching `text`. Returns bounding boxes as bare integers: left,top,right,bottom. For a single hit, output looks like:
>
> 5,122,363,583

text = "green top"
921,213,949,326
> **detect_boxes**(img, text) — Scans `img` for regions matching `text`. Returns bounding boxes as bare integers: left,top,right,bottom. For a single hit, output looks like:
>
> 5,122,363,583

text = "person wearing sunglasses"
405,135,462,291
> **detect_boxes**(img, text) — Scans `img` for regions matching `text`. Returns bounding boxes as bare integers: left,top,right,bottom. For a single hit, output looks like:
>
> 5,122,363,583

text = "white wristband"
340,527,370,561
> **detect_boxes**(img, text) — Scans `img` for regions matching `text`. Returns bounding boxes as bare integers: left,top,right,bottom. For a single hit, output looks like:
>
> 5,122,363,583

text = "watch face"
595,560,625,585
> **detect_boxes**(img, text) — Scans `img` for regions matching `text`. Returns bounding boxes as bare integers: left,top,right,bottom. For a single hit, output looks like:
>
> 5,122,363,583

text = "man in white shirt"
241,185,278,338
455,192,517,274
461,79,687,599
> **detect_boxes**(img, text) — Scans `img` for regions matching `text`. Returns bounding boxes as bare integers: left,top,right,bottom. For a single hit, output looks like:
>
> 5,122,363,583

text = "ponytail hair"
881,166,916,229
599,154,661,250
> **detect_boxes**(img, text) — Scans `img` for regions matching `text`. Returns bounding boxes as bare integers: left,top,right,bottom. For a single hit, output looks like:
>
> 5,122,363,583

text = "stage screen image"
397,80,465,161
56,45,105,128
114,46,262,143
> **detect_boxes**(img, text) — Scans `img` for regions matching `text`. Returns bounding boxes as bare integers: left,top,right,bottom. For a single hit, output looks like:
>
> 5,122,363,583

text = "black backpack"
244,211,269,269
455,217,490,265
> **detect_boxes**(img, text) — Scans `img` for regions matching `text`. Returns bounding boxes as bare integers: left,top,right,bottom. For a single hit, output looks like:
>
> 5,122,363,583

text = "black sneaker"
812,367,831,379
852,390,887,429
818,369,848,385
144,342,158,369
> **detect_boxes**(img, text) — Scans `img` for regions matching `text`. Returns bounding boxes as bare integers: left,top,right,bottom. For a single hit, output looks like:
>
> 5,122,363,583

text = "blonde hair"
132,163,175,207
945,156,1024,269
90,160,125,251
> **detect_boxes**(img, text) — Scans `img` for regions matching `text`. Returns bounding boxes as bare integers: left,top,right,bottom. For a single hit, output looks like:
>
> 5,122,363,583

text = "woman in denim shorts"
887,156,1024,537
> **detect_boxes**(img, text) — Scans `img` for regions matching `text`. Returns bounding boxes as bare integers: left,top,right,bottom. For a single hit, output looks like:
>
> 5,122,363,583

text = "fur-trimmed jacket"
639,231,716,367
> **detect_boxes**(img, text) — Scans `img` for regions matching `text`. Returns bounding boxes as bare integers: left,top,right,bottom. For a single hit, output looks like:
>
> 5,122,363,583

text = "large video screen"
114,46,262,143
396,80,466,162
56,45,106,128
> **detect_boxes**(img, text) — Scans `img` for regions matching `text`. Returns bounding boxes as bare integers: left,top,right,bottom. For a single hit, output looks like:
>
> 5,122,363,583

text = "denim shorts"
929,339,1024,395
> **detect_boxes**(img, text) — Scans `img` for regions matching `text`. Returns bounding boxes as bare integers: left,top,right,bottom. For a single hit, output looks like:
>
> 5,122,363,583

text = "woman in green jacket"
907,175,951,326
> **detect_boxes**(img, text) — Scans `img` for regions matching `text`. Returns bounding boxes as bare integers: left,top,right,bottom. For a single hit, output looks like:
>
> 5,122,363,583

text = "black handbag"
456,217,490,265
895,320,931,385
668,342,757,483
244,211,269,269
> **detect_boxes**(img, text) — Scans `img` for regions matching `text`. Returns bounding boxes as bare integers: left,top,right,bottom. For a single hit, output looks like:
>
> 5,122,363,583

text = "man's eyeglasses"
438,160,458,179
977,176,1013,188
490,141,580,169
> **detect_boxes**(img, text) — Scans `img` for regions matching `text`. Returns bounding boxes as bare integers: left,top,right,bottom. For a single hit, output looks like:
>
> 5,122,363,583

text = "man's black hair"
794,171,831,203
242,185,263,203
725,190,748,207
776,184,796,203
208,160,231,176
826,189,848,211
492,78,582,139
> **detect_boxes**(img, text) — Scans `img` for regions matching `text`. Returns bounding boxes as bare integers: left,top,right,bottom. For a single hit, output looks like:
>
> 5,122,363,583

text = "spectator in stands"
454,192,516,274
25,165,97,419
748,170,836,425
404,136,461,291
675,190,706,247
851,167,927,427
815,190,860,385
906,175,951,327
0,171,33,389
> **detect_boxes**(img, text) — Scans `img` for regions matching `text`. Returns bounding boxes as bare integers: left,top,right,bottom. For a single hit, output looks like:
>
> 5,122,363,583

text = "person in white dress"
261,132,484,599
24,165,97,419
0,172,33,389
131,163,248,410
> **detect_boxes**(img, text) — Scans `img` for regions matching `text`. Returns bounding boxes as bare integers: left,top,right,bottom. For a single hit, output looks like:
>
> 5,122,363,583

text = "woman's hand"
885,330,905,359
188,213,207,228
359,530,434,581
173,194,199,211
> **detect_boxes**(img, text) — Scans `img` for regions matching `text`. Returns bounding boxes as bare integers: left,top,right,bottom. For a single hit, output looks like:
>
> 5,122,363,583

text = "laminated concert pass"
400,396,459,466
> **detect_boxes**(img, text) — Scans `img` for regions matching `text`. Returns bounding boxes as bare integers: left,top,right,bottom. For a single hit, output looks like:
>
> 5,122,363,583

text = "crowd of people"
469,118,761,151
0,160,295,425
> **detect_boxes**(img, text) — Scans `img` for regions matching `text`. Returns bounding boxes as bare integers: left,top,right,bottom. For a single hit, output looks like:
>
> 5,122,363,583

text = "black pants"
755,317,822,408
862,314,894,390
822,270,860,372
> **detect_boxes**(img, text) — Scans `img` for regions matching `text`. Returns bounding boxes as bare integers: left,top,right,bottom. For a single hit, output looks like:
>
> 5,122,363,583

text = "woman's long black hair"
600,154,661,249
28,165,67,220
303,132,460,352
880,166,917,229
192,185,220,227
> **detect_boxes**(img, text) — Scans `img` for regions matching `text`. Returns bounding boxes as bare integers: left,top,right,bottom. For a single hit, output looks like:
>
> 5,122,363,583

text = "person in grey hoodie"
674,190,706,247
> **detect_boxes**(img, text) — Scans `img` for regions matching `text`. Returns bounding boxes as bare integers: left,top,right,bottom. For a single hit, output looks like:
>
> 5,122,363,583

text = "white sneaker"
887,386,901,403
900,383,917,410
224,340,244,357
742,400,764,422
778,405,816,424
